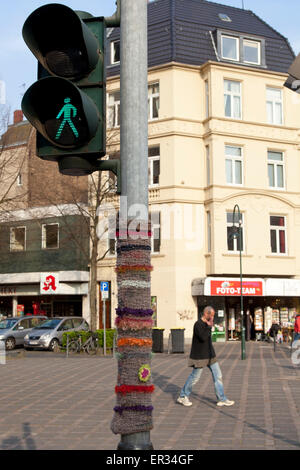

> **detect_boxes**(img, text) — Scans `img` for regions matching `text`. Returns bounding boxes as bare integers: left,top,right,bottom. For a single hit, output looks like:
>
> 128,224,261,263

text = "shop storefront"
0,272,89,320
192,277,299,342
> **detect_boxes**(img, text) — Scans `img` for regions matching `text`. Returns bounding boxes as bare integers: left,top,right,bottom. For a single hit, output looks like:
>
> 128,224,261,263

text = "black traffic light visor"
22,76,99,149
22,3,99,80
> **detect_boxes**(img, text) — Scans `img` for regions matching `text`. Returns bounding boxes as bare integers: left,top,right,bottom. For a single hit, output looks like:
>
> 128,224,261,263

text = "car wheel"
5,337,16,351
49,339,59,351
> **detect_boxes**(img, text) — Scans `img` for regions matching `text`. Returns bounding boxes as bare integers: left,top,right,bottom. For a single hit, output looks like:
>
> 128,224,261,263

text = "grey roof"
106,0,294,77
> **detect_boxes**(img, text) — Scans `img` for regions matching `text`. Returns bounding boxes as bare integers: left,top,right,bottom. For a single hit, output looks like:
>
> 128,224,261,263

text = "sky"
0,0,299,122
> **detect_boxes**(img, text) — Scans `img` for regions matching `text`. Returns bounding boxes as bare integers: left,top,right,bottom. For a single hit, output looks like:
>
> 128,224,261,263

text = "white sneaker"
217,399,235,407
177,396,192,407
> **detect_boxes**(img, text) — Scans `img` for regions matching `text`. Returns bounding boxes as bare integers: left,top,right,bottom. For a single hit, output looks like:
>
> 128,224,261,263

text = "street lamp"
230,204,246,360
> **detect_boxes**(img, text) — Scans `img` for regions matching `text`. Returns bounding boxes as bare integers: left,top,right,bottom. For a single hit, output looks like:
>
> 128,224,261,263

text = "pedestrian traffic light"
21,4,106,175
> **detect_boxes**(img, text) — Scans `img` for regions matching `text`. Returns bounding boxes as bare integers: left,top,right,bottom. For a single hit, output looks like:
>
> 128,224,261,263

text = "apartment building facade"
98,0,300,340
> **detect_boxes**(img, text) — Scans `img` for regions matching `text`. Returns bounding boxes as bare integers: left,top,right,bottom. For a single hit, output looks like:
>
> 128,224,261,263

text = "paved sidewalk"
0,341,299,450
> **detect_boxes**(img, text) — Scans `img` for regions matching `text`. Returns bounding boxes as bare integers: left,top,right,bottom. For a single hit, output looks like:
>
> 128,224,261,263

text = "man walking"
177,306,234,407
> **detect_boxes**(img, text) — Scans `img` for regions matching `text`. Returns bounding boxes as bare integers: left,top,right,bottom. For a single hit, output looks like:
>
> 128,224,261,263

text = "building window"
148,146,160,187
268,151,284,189
243,39,260,65
224,80,241,119
151,212,161,253
266,88,283,125
207,211,211,252
107,91,120,128
148,83,159,120
221,35,239,61
111,40,120,64
206,145,210,186
108,237,117,256
270,216,286,254
227,212,244,252
42,224,59,249
10,227,26,251
205,80,209,118
225,145,243,185
17,173,22,186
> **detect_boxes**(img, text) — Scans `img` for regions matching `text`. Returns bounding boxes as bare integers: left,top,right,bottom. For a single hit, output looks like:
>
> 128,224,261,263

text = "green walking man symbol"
55,97,79,140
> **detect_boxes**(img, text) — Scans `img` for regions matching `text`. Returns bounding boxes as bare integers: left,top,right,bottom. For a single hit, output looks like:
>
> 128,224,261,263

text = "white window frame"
42,223,59,250
243,39,261,65
224,80,242,119
267,151,285,190
225,145,243,186
266,87,283,125
206,145,210,186
107,91,120,128
148,83,159,121
270,215,287,255
110,40,120,65
10,226,26,252
221,35,239,61
148,147,160,187
205,80,209,118
207,211,211,253
226,212,245,253
151,212,161,254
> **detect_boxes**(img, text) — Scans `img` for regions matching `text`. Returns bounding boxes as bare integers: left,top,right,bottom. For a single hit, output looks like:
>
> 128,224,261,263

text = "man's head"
202,306,215,322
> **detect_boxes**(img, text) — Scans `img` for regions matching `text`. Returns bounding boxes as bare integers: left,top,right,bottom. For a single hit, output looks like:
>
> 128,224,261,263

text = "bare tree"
0,107,28,215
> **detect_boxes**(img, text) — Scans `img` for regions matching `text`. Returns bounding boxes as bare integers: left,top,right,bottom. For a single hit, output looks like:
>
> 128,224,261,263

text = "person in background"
268,321,280,342
177,306,234,408
294,312,300,342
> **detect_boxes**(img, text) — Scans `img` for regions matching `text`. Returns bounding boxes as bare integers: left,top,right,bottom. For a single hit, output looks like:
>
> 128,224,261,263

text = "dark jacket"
269,323,280,337
189,319,216,361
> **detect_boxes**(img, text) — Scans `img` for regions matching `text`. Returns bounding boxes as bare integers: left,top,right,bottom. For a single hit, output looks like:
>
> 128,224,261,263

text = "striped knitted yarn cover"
111,220,154,435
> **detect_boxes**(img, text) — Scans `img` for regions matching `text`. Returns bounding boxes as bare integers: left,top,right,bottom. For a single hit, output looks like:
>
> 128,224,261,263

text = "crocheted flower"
138,364,151,382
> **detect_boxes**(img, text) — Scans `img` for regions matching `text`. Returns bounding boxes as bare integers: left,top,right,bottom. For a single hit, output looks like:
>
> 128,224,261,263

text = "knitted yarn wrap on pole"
111,220,154,435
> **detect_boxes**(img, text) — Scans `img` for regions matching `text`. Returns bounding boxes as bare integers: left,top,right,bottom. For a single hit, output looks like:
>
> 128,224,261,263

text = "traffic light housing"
21,4,106,175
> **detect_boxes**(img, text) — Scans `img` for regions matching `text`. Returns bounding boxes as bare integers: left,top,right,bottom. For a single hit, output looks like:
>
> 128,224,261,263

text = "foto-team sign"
210,281,263,296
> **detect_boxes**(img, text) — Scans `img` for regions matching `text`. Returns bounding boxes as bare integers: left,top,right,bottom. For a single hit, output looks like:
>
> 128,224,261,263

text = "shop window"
148,83,159,120
270,215,287,254
42,224,59,250
227,211,244,252
10,227,26,252
148,146,160,187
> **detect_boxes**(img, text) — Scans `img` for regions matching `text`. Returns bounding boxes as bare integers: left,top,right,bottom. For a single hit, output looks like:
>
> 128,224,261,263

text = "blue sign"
100,281,109,292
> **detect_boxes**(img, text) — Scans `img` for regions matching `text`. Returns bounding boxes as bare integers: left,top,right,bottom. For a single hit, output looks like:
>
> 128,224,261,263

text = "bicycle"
68,332,99,356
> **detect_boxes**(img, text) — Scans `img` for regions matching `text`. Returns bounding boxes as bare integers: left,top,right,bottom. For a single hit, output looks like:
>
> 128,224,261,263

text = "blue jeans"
294,333,300,341
180,362,227,402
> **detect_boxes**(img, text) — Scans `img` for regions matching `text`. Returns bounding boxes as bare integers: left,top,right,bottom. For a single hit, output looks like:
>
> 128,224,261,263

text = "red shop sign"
211,280,263,296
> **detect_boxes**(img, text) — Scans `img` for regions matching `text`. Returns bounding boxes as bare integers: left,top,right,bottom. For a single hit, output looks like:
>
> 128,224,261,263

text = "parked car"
24,317,90,351
0,316,48,350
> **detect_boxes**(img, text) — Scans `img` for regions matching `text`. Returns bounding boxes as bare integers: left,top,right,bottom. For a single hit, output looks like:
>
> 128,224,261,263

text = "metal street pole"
232,204,246,360
110,0,153,450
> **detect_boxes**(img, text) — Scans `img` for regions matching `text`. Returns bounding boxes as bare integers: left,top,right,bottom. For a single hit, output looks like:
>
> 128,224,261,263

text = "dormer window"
217,31,265,67
243,39,260,65
221,35,239,61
